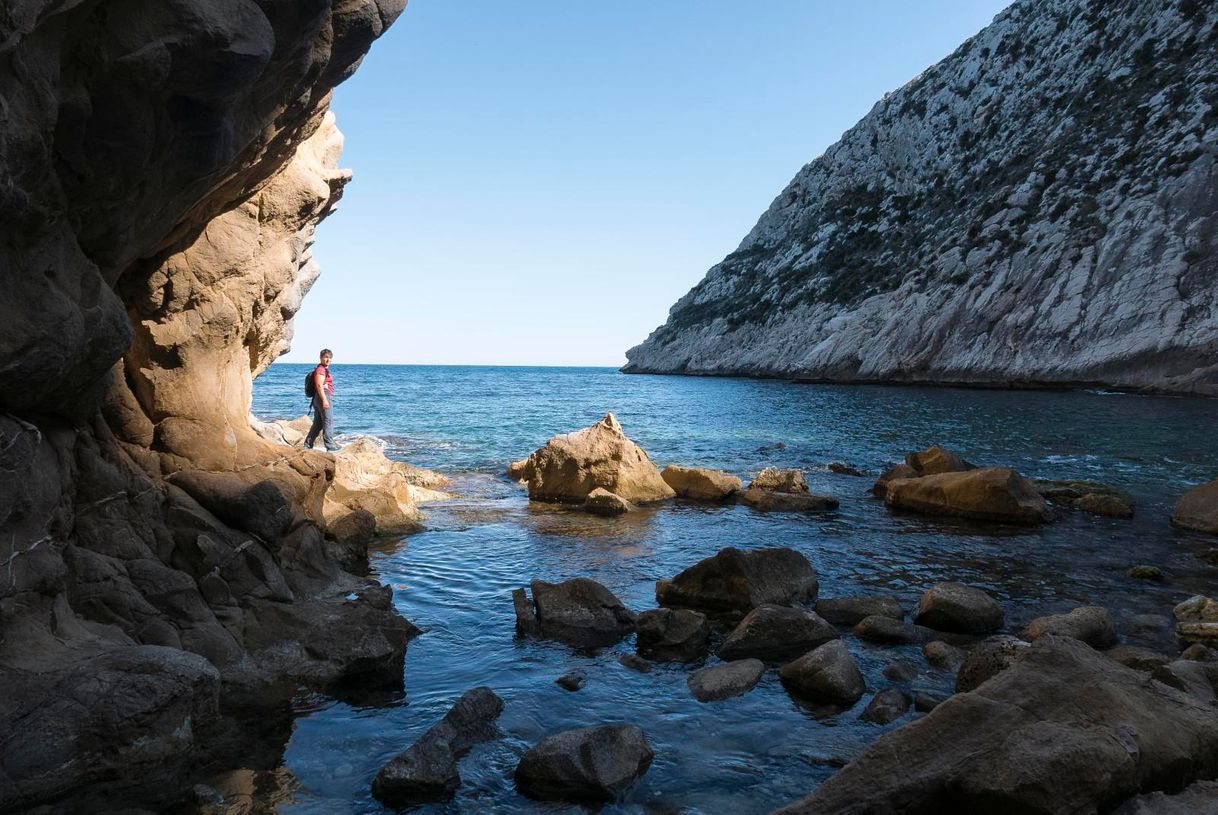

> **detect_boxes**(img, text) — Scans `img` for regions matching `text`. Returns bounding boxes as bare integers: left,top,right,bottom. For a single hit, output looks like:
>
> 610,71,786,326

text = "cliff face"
625,0,1218,394
0,2,417,810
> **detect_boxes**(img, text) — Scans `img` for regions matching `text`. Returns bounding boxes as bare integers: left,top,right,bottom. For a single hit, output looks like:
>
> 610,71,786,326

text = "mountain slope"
623,0,1218,394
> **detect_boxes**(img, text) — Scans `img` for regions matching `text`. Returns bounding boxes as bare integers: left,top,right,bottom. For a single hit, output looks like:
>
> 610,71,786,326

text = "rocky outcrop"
625,1,1218,396
0,1,411,809
776,637,1218,814
656,547,819,614
511,414,675,505
1173,479,1218,534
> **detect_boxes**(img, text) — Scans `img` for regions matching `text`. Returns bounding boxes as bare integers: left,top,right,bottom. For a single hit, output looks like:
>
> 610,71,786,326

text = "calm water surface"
250,365,1218,814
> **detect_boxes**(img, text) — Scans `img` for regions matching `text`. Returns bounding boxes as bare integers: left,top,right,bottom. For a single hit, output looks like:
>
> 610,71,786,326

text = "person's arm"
314,369,329,409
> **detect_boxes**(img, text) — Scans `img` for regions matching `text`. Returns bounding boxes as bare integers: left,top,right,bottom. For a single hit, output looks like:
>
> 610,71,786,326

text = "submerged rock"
510,414,675,505
1172,479,1218,535
1074,492,1134,519
635,608,711,662
656,546,819,613
885,467,1054,525
372,687,503,807
660,465,742,501
688,659,766,702
827,462,864,477
556,670,588,692
584,488,633,516
913,582,1005,635
618,654,652,673
512,579,636,648
776,637,1218,814
816,595,906,627
1127,565,1165,582
719,605,838,661
779,641,866,706
1023,606,1118,649
515,725,653,802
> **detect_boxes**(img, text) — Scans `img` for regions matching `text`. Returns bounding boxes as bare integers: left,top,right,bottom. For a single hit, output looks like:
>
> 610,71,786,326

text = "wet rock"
688,659,766,702
1104,645,1170,672
1172,479,1218,535
556,670,587,692
1181,643,1218,662
885,467,1054,525
1023,606,1118,649
859,688,910,724
923,640,966,669
1127,565,1164,581
882,660,919,683
872,462,918,497
776,638,1218,815
719,605,838,661
907,446,976,476
635,608,711,662
816,595,906,627
506,457,531,481
740,488,839,511
749,467,810,493
914,690,949,712
513,579,636,648
913,582,1004,634
1032,478,1126,504
584,488,632,516
656,546,818,613
827,462,864,476
1174,595,1218,643
1113,780,1218,815
618,654,652,673
854,615,932,645
660,465,742,501
513,588,540,637
515,725,653,802
956,635,1031,692
779,641,866,706
372,687,504,807
511,414,675,505
1075,492,1134,519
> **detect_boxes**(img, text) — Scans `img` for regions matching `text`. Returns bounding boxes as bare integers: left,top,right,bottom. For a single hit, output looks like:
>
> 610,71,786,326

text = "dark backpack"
304,368,317,398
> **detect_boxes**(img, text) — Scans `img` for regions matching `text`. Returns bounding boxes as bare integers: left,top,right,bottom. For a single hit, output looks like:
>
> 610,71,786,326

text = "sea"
249,363,1218,814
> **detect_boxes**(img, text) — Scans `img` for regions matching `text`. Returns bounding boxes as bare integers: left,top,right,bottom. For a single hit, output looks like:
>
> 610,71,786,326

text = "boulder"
719,605,838,661
1182,643,1218,662
512,579,636,648
1151,660,1218,703
515,725,653,802
1113,780,1218,815
618,654,651,673
1023,606,1118,649
854,615,932,645
584,488,632,516
371,687,503,807
1032,478,1127,504
688,659,766,702
556,670,587,692
1171,479,1218,534
1174,595,1218,643
660,465,742,501
635,608,711,662
859,688,911,724
739,488,839,512
656,546,818,613
885,467,1054,525
872,446,973,499
775,637,1218,815
913,582,1004,634
749,467,810,493
816,595,906,627
1075,492,1134,518
914,690,950,712
956,635,1031,692
323,437,451,536
779,641,866,706
827,462,864,476
872,462,918,497
923,640,966,669
1104,645,1171,672
511,414,675,505
882,660,919,682
1127,565,1165,582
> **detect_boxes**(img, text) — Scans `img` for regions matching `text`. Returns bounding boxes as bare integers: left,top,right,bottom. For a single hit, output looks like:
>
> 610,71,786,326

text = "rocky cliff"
624,0,1218,394
0,2,420,810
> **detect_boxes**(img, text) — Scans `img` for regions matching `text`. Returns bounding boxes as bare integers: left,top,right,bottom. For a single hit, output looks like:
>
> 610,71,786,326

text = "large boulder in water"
661,465,742,501
740,467,838,511
1023,606,1118,649
779,640,866,706
687,658,766,702
816,595,906,627
371,687,504,807
872,445,974,497
884,467,1054,525
1172,479,1218,534
513,579,636,648
583,488,632,516
510,414,675,504
914,582,1005,635
718,605,838,661
635,608,711,662
656,546,819,613
515,725,654,802
774,637,1218,814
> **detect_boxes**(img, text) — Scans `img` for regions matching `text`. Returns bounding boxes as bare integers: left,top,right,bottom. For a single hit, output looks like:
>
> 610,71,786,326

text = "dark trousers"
305,394,336,449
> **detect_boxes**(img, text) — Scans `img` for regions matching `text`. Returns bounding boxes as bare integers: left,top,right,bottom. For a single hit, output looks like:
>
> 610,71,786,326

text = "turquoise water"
250,364,1218,813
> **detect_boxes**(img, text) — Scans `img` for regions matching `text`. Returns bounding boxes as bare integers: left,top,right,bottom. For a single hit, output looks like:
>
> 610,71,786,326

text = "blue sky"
283,0,1012,367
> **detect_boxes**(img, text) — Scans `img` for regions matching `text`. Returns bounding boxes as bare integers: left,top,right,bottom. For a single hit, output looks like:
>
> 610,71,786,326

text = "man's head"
319,348,333,366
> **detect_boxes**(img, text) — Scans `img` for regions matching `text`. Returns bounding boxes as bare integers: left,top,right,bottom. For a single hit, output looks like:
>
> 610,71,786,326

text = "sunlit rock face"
0,1,410,809
625,0,1218,394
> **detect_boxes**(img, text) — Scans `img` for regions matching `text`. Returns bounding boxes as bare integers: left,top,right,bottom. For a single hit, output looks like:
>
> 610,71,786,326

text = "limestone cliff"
0,1,420,810
625,0,1218,394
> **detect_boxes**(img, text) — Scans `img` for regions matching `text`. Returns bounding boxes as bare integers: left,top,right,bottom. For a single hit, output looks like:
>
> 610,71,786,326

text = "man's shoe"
325,445,342,453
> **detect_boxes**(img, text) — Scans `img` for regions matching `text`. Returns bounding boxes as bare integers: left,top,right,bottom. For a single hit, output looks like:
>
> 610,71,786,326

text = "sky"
282,0,1013,368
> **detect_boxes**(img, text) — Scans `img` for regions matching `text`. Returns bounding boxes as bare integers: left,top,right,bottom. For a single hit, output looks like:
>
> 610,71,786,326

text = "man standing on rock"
305,348,341,452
